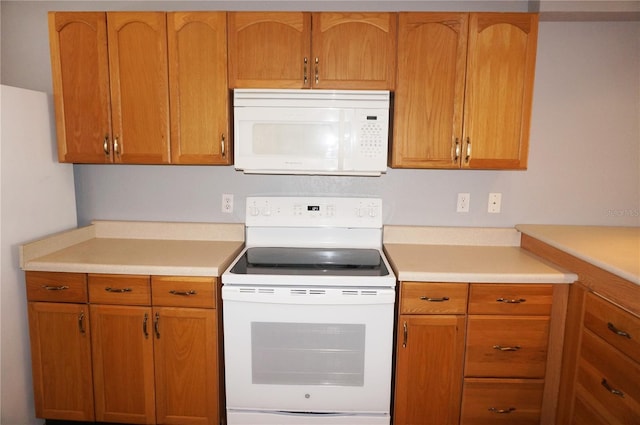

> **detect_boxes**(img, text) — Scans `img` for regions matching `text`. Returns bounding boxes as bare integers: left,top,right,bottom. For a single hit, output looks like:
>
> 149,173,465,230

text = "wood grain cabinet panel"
228,12,396,89
465,316,550,378
151,276,216,308
48,12,112,163
26,271,88,303
394,282,468,424
153,307,219,425
28,301,94,421
461,378,544,425
90,304,156,424
50,12,170,164
391,12,538,170
88,273,151,305
168,12,230,165
468,283,553,315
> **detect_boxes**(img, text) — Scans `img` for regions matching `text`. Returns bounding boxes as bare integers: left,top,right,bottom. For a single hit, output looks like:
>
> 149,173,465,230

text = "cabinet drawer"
151,276,216,308
465,316,550,378
460,378,544,425
574,329,640,424
88,274,151,305
468,284,553,315
584,292,640,363
26,271,87,303
400,282,468,314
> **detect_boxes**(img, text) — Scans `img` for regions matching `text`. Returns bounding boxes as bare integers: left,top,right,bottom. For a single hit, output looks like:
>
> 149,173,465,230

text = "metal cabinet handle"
105,287,132,293
42,285,69,291
113,137,121,156
78,311,86,334
465,137,471,163
314,57,319,85
103,135,110,155
453,138,460,162
493,345,521,352
142,313,149,339
169,289,197,296
420,296,450,302
402,321,408,348
303,57,308,84
154,312,160,339
221,134,226,158
601,378,625,397
607,322,631,339
496,297,526,304
488,407,516,414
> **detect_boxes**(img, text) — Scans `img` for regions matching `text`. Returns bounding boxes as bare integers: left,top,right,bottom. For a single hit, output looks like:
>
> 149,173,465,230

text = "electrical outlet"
488,193,502,213
457,193,470,213
222,194,233,213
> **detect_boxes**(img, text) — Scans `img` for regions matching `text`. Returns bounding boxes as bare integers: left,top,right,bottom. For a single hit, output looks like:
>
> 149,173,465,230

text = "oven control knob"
248,205,260,216
261,207,272,216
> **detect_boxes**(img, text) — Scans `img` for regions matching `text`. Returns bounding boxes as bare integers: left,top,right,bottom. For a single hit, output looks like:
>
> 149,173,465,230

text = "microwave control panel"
353,109,389,164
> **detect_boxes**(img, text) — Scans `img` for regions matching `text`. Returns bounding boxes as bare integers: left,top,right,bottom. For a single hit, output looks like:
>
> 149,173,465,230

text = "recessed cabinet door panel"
107,12,170,164
154,307,219,425
463,13,538,169
312,12,396,90
228,12,311,88
392,13,468,168
394,315,465,425
48,12,112,163
168,12,230,164
28,302,94,421
91,304,155,424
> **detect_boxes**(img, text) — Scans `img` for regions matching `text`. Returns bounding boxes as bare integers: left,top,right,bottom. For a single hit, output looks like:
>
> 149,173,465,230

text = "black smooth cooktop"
230,247,390,276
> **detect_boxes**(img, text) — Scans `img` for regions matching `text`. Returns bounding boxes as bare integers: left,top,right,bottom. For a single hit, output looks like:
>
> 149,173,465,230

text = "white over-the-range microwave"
233,89,390,176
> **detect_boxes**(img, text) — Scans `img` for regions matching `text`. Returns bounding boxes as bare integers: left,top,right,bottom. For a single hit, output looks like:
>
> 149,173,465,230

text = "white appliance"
222,197,396,424
0,85,77,424
233,89,390,176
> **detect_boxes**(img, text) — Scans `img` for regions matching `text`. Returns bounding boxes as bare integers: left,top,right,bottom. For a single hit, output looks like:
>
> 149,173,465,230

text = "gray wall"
0,2,639,424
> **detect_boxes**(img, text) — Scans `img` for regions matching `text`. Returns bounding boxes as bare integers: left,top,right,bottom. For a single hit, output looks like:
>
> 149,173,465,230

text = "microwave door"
234,107,343,173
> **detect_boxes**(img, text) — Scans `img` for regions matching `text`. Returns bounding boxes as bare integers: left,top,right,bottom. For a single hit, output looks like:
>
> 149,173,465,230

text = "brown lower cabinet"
26,271,221,425
394,282,560,425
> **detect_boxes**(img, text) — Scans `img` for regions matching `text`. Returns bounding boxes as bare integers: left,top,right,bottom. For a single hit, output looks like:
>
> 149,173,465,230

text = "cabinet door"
391,13,468,168
154,307,219,425
394,315,466,425
91,304,155,424
168,12,230,164
228,12,311,88
48,12,112,163
312,12,397,89
107,12,170,164
28,302,94,421
462,13,538,169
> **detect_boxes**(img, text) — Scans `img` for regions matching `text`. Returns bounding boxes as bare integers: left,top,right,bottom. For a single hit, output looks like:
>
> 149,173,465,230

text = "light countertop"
383,226,577,284
516,224,640,285
20,221,245,277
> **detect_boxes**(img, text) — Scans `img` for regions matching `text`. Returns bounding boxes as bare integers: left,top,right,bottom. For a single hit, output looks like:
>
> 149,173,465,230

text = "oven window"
251,322,365,386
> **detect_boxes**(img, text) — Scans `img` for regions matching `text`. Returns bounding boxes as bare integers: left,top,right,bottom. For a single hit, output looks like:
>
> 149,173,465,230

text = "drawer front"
575,329,640,424
468,284,553,315
26,271,87,303
465,316,550,378
88,274,151,305
460,378,544,425
584,292,640,363
400,282,468,314
151,276,216,308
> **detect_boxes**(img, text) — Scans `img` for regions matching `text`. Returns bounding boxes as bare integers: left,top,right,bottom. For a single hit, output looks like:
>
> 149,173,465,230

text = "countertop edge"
516,224,640,285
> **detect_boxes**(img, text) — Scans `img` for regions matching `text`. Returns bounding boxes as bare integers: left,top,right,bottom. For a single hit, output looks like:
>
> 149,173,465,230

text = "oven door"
222,285,395,414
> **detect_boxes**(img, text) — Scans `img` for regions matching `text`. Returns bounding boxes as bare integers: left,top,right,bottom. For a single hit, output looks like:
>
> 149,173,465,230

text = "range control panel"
245,197,383,228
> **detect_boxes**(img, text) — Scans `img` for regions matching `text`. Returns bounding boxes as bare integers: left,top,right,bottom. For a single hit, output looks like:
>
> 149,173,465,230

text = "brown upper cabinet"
167,12,230,164
228,12,397,89
49,11,231,165
391,12,538,170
